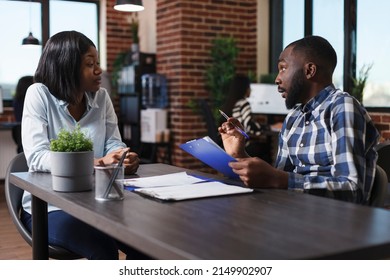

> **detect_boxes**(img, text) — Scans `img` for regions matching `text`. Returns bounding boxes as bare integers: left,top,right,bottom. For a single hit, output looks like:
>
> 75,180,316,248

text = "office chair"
374,141,390,206
5,152,81,259
11,123,23,153
198,99,222,146
368,165,388,207
376,141,390,181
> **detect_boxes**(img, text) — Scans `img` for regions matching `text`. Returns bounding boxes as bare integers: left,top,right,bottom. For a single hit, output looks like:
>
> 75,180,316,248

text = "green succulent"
50,124,93,152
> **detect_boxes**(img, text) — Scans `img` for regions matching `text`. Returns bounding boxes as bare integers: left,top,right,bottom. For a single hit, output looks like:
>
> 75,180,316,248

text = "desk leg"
31,195,49,260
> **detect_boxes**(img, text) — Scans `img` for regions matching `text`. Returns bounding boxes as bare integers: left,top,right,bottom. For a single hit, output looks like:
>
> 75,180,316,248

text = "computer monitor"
247,83,289,115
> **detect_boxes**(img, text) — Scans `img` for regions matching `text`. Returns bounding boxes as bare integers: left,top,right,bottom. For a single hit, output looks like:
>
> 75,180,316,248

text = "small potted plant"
50,124,94,192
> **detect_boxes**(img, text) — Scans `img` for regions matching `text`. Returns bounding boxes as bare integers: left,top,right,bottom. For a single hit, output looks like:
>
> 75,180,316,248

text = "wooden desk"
10,163,390,260
0,122,18,178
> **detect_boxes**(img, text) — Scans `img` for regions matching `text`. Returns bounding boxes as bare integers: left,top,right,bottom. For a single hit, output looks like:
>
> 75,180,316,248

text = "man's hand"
218,118,248,158
229,157,288,189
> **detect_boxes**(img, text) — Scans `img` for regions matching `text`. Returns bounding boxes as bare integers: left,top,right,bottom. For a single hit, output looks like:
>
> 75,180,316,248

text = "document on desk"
179,136,239,179
122,172,207,189
134,181,253,201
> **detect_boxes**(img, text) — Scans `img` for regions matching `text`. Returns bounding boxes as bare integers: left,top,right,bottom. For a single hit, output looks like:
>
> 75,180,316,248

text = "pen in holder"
95,150,127,201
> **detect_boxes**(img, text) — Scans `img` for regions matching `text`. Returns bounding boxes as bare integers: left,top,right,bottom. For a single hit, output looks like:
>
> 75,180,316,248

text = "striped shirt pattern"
232,98,261,135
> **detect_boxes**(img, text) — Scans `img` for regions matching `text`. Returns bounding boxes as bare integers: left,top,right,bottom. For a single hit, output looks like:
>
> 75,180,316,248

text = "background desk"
10,163,390,260
0,122,18,178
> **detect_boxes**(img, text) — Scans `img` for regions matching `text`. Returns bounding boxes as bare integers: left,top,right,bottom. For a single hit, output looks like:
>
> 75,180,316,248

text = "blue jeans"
21,210,151,260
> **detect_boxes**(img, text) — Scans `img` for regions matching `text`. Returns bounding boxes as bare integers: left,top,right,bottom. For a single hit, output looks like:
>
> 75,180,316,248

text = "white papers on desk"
122,172,206,188
134,181,253,201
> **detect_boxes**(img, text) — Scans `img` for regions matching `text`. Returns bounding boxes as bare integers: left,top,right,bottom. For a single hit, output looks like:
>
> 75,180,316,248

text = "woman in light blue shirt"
21,30,147,259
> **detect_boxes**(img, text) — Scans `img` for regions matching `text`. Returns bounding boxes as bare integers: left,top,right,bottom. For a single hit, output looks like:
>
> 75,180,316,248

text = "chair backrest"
369,165,388,207
376,140,390,183
4,152,81,259
198,99,221,145
11,123,23,153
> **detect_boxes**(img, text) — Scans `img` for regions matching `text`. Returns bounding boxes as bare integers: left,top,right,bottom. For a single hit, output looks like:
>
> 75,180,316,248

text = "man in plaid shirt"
219,36,379,204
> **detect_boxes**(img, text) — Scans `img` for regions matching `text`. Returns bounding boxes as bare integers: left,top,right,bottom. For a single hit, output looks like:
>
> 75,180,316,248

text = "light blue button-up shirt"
21,83,127,213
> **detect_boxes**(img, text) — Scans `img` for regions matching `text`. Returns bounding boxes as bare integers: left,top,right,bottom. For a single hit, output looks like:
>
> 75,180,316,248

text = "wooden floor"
0,180,32,260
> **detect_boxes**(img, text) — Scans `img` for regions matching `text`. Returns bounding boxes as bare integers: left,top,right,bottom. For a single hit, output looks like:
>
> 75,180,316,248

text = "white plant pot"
51,151,94,192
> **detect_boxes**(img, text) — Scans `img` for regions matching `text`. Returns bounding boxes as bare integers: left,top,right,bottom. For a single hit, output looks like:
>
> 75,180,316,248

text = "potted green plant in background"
205,36,239,124
351,63,373,103
187,37,238,123
50,124,94,192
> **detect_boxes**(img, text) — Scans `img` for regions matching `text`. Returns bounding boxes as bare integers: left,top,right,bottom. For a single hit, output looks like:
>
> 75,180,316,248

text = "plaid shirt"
275,85,379,203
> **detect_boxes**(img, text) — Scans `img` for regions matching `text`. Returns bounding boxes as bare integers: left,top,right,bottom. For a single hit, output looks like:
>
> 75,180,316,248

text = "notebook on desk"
134,181,253,201
179,136,239,179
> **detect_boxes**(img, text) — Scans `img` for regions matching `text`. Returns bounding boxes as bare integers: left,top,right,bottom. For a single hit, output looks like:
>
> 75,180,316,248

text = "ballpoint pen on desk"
103,149,128,199
218,109,250,139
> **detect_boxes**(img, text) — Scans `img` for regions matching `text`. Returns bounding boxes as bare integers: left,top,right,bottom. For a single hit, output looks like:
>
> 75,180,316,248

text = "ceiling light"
114,0,144,12
22,32,40,45
22,0,40,46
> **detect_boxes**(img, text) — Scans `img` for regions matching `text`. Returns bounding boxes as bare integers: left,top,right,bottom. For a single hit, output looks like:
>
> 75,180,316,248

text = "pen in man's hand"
219,109,249,139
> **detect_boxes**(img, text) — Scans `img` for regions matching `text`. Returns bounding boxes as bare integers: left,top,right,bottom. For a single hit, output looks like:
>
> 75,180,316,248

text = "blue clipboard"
179,137,239,179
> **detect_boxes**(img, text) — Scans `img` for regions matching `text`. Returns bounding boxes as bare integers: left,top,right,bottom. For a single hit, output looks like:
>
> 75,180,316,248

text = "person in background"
12,75,34,153
13,75,34,122
21,30,146,259
219,35,379,204
221,74,271,162
221,74,262,136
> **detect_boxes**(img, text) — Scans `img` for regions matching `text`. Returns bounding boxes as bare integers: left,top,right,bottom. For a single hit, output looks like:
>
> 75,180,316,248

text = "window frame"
0,0,100,104
271,0,389,112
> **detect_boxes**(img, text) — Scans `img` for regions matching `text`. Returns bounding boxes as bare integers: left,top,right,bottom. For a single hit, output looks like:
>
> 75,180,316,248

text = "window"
50,0,98,46
0,0,99,102
313,0,344,90
357,0,390,108
278,0,389,109
0,1,41,101
283,0,304,47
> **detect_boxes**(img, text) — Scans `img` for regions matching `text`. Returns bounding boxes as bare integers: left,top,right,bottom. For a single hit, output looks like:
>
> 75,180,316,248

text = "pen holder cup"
94,165,124,201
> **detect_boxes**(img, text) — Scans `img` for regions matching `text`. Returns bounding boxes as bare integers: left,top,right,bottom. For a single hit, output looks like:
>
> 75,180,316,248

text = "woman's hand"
95,148,140,175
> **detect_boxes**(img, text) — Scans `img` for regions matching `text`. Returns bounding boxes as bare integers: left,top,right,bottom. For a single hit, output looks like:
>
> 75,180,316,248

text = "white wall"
257,0,270,80
138,0,156,53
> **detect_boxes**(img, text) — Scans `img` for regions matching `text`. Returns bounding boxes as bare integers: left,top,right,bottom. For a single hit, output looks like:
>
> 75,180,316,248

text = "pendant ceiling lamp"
114,0,144,12
22,32,40,45
22,0,40,46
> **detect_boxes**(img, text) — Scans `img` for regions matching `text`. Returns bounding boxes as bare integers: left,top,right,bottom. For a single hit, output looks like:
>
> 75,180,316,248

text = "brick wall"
155,0,257,170
370,112,390,141
104,0,390,171
106,0,133,75
2,0,389,172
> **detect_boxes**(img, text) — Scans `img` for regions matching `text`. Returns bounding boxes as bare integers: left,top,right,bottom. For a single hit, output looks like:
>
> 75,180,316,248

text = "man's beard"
285,70,306,110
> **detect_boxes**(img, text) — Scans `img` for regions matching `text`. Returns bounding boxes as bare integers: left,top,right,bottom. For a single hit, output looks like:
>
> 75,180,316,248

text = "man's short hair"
287,35,337,74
